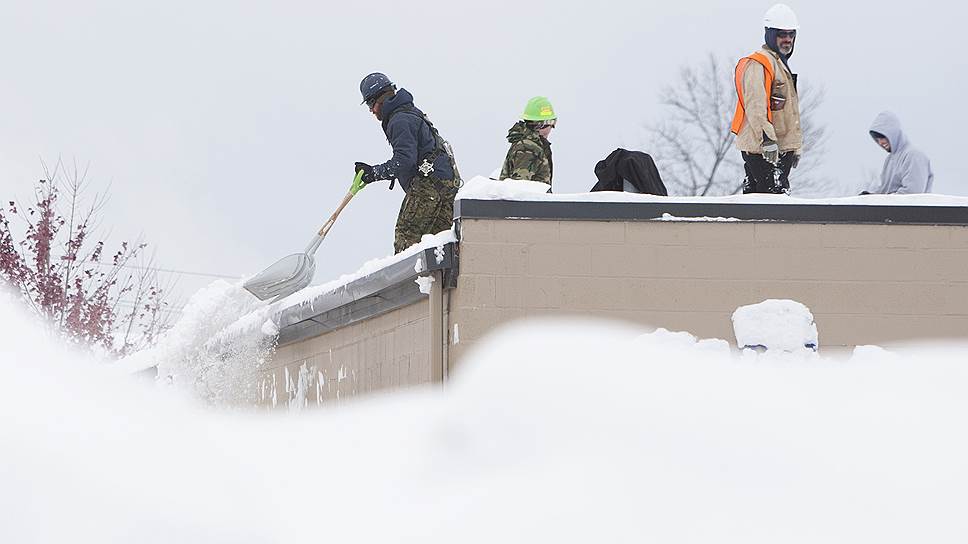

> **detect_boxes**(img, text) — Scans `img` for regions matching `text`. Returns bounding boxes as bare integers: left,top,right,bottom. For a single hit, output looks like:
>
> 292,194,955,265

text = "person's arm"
893,153,931,194
741,63,778,145
373,117,419,182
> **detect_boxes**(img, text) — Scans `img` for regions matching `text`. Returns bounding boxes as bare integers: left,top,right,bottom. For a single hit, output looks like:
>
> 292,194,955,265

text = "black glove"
354,162,375,184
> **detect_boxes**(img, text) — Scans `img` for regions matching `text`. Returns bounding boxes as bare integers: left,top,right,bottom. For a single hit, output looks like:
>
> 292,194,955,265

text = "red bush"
0,166,171,356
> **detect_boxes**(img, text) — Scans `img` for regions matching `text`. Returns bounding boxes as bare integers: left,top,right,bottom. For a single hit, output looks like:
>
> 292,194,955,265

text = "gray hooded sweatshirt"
869,111,934,194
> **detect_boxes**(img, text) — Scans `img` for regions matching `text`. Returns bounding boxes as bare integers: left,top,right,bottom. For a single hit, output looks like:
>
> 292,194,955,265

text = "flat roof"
454,198,968,225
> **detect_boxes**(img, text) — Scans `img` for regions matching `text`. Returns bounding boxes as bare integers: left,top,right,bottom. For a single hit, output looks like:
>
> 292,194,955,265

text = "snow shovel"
243,172,366,302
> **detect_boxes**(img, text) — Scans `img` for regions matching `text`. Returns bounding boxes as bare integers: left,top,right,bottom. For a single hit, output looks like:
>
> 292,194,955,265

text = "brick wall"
262,300,431,410
449,218,968,361
266,216,968,407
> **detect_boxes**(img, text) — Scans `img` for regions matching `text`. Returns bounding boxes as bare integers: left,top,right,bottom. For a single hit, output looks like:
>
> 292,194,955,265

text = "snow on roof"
457,176,968,207
272,229,457,309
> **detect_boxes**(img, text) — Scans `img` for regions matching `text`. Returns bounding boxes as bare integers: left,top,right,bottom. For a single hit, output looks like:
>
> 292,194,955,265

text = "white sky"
1,0,963,304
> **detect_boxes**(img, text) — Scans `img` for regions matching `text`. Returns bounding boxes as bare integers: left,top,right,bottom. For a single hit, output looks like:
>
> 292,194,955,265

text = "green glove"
349,169,366,195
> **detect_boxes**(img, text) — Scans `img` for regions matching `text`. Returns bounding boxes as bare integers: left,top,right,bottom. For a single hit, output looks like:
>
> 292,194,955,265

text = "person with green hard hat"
500,96,556,187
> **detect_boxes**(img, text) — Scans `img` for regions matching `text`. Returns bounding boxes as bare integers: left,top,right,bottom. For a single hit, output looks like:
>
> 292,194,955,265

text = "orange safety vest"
730,52,775,135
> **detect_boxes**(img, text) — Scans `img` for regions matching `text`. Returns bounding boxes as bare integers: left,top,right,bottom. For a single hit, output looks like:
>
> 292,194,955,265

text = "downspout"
429,269,445,385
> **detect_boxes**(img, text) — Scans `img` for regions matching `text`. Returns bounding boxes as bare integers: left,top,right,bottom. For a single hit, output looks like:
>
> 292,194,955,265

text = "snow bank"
732,299,819,352
456,175,968,207
5,304,968,542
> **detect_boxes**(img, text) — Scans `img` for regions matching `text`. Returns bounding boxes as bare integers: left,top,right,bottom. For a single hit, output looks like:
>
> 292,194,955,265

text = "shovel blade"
243,253,316,301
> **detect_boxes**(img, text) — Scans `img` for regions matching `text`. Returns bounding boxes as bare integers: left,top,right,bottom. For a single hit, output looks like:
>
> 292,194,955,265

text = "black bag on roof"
591,148,668,196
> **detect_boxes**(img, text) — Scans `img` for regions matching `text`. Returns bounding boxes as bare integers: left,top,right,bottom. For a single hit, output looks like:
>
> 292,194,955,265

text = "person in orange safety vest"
731,4,803,194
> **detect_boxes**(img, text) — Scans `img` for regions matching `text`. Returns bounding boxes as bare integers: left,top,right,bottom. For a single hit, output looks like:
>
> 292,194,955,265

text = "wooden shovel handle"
317,191,355,238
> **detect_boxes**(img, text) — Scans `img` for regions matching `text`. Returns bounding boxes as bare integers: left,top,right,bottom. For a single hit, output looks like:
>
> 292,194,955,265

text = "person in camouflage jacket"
500,96,556,187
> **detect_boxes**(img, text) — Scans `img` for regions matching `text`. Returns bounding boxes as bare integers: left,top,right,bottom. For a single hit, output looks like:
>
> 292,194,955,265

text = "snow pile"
456,176,553,200
0,302,275,541
5,307,968,542
732,299,819,353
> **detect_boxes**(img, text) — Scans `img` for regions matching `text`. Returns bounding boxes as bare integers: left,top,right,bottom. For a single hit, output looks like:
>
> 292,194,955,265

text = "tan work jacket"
734,46,803,155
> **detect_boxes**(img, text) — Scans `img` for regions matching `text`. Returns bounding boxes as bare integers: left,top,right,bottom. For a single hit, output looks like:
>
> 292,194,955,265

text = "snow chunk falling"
415,274,435,295
261,319,279,336
115,279,278,404
732,299,819,352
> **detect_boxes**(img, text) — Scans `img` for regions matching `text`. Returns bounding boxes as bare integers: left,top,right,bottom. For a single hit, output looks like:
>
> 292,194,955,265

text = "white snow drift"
3,299,968,543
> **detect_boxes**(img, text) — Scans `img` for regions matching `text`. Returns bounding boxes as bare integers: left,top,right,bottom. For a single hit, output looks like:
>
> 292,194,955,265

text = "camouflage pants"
393,175,458,254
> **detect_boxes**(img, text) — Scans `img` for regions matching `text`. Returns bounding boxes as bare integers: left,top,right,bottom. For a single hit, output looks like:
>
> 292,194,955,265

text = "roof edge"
454,199,968,225
275,242,457,346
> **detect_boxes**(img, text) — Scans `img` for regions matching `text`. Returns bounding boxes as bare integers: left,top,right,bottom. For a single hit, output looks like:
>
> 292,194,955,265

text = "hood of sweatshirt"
869,111,908,153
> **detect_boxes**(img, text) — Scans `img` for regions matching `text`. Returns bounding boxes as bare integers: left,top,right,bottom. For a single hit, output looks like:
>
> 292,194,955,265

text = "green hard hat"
521,96,557,121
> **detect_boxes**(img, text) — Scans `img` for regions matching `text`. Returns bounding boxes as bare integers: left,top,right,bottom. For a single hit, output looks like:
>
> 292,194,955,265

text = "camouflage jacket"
500,121,553,185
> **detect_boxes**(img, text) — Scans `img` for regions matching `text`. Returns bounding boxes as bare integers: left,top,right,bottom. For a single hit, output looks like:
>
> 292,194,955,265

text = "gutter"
275,242,458,348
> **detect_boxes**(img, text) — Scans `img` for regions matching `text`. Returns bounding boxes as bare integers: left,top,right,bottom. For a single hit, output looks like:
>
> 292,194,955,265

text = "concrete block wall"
262,300,431,410
449,218,968,362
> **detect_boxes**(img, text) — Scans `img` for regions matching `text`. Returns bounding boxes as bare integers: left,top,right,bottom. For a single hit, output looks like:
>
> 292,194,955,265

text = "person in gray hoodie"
867,111,934,194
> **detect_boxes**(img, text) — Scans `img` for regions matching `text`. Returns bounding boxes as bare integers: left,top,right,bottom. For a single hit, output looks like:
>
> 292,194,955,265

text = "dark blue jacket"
373,89,454,192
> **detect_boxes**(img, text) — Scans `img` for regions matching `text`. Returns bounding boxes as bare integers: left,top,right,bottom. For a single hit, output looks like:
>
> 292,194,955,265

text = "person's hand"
762,142,779,166
791,154,800,169
354,162,375,184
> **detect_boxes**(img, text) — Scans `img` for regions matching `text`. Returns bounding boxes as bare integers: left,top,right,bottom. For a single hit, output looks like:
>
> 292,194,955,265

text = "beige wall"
267,217,968,407
449,218,968,361
262,300,432,410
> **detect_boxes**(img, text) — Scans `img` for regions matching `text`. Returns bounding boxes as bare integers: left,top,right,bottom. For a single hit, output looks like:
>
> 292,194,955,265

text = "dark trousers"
741,151,795,194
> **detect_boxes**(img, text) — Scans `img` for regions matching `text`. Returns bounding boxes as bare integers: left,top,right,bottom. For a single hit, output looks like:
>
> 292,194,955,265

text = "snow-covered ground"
3,299,968,542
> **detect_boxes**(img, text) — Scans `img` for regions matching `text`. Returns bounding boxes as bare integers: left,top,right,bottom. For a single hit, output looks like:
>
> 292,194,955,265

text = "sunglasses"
776,30,797,39
537,120,557,129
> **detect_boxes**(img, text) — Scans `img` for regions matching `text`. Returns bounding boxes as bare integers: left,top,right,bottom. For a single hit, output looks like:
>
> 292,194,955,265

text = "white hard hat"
763,4,800,30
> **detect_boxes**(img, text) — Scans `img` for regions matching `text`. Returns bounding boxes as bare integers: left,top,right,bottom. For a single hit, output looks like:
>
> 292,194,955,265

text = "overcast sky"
1,0,963,305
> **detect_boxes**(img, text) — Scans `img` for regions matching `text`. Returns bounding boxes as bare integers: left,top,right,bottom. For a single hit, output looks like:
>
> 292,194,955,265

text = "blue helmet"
360,72,395,105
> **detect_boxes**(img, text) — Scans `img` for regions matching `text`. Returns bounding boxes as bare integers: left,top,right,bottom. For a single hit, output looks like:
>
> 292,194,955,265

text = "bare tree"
0,159,176,356
647,53,833,197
